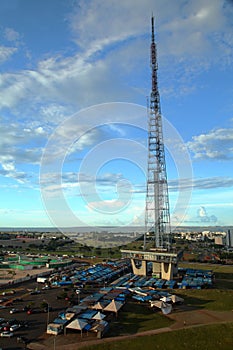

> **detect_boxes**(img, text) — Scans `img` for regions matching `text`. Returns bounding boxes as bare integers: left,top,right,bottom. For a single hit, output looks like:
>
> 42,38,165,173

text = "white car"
0,331,14,337
9,308,19,314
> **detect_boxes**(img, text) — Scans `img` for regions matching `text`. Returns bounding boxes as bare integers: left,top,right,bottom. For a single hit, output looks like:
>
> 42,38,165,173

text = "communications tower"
144,16,171,250
121,16,182,280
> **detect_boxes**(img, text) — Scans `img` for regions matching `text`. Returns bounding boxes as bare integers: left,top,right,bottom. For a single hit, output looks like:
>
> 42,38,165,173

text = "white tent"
161,303,172,315
171,295,184,304
92,311,106,320
160,296,172,303
150,300,165,309
65,318,88,337
92,301,109,310
103,300,124,315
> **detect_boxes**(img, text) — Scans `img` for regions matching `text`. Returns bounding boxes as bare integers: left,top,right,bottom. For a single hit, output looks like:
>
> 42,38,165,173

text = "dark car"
8,319,19,326
22,306,30,312
30,290,41,295
13,298,23,302
20,320,29,328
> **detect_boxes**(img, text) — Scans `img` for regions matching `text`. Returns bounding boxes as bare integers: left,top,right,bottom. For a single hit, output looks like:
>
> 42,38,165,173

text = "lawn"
107,301,174,337
175,288,233,311
179,262,233,276
83,323,233,350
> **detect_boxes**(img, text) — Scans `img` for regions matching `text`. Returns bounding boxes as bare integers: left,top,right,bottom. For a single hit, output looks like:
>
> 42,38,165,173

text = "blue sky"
0,0,233,229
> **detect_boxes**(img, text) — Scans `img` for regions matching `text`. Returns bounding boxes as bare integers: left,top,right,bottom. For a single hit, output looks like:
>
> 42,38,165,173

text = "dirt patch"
0,267,52,286
167,308,233,329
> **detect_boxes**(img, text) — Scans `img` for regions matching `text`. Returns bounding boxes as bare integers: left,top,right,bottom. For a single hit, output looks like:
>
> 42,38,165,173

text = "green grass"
179,262,233,275
215,279,233,289
174,289,233,311
83,323,233,350
107,301,173,336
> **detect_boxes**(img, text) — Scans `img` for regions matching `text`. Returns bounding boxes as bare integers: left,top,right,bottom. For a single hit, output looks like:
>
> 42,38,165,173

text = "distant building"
214,235,225,246
226,229,233,248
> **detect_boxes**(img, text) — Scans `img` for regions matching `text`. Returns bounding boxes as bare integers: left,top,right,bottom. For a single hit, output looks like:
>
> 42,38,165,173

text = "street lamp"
76,289,80,304
43,300,50,329
54,335,56,350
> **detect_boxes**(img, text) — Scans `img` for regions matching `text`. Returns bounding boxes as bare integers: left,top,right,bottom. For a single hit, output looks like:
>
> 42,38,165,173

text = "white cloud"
0,46,17,63
0,0,231,112
197,205,218,223
187,127,233,160
4,28,20,42
40,104,72,125
86,199,126,212
169,176,233,191
0,121,48,182
0,50,131,110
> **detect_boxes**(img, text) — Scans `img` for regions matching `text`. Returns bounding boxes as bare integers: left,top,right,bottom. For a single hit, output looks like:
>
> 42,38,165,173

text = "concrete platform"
121,249,183,280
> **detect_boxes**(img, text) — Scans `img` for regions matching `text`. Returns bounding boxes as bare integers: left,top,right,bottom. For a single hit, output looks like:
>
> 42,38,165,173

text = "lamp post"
76,289,80,304
43,300,50,330
47,302,50,329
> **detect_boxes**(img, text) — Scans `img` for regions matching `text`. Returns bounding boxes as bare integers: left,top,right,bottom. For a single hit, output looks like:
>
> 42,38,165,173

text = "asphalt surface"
0,279,71,350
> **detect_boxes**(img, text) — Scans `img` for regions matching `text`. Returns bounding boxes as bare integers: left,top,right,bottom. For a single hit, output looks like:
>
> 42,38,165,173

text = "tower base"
121,249,182,281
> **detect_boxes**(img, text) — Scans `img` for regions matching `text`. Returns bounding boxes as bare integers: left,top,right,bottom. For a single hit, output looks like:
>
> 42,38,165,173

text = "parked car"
0,298,8,303
22,306,30,311
8,319,19,326
0,331,14,337
27,309,34,315
13,298,23,302
20,320,29,328
2,324,10,332
30,290,41,295
10,308,20,314
10,324,21,332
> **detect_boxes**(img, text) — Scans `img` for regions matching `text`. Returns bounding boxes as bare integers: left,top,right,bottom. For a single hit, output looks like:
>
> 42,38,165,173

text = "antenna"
144,16,171,250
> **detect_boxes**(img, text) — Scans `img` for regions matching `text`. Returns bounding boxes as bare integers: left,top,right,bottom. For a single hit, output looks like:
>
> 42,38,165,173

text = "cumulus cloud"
0,1,232,194
0,121,47,182
187,128,233,160
197,206,218,223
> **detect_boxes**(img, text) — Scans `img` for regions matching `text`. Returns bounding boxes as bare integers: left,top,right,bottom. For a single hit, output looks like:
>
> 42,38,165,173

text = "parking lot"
0,279,71,350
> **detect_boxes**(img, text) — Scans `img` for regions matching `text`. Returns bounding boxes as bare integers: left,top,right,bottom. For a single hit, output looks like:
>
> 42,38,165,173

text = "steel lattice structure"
144,17,171,250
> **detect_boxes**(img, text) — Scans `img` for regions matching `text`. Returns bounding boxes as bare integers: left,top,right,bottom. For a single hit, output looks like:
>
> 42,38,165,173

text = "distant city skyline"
0,0,233,229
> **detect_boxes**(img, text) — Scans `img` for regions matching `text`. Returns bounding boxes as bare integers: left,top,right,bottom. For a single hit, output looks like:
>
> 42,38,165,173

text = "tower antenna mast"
144,16,171,250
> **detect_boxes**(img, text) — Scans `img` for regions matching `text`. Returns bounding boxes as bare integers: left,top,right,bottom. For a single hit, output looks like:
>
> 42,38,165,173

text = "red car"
27,309,33,315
